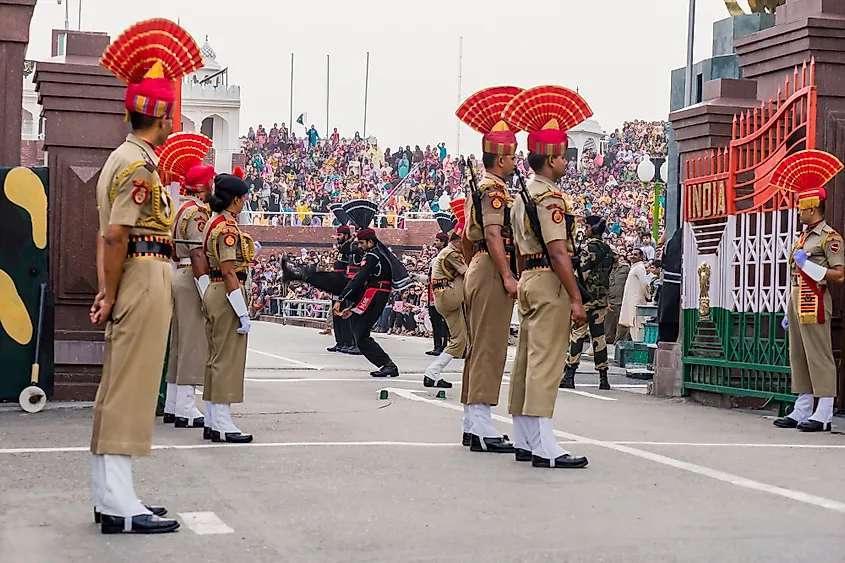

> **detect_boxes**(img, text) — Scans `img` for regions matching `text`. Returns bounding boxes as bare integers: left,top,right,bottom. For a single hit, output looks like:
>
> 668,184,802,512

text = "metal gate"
681,60,816,403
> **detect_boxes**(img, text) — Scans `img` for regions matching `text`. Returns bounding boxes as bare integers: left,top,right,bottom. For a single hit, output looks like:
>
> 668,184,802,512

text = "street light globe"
660,160,669,183
637,157,655,183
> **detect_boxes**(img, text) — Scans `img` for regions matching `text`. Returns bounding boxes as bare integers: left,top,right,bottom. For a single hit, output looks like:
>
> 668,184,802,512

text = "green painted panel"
0,167,53,401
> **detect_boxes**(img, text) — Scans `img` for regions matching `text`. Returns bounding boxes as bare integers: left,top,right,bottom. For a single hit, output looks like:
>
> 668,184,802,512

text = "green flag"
296,113,305,126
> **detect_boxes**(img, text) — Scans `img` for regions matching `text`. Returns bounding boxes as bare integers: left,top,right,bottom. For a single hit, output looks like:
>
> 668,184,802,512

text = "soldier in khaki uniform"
157,133,215,430
771,150,845,433
503,85,591,468
424,202,469,388
455,86,523,453
89,19,202,534
203,169,257,443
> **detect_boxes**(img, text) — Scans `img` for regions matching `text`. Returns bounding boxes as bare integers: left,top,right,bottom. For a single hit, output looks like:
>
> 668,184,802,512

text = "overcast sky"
27,0,733,155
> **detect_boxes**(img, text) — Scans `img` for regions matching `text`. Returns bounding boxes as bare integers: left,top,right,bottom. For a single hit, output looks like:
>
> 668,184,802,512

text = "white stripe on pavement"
178,512,234,535
248,348,322,370
384,388,845,514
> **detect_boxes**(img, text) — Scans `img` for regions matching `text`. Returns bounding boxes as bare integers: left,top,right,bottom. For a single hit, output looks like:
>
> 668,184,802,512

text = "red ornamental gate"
681,60,817,407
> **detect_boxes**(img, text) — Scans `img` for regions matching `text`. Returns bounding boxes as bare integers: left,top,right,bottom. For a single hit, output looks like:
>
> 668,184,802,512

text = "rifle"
515,171,592,304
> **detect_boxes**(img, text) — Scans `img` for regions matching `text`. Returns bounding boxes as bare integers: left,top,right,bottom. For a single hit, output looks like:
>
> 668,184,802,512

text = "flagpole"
326,54,330,136
363,51,370,139
289,53,294,131
456,36,463,156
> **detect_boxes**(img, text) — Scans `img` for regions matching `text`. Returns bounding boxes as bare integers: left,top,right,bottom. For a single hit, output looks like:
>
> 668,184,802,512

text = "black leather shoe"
560,367,576,389
424,349,438,356
462,432,471,447
532,454,589,468
435,379,452,388
95,505,166,524
347,347,362,356
211,430,254,443
773,417,799,429
203,427,213,440
470,434,516,453
162,413,176,424
515,448,532,462
101,513,180,534
371,364,399,378
423,376,435,387
327,345,340,352
797,420,831,432
174,417,204,428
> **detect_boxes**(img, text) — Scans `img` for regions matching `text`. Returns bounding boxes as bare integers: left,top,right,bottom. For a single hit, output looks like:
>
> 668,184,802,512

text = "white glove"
254,241,262,253
195,274,210,300
227,289,250,335
798,258,827,282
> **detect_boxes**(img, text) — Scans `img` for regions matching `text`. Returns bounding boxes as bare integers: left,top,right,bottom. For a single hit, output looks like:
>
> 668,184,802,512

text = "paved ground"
1,322,844,563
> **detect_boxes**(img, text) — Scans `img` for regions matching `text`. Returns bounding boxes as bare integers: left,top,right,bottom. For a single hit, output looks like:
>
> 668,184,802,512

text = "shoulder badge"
551,209,564,224
131,179,150,205
223,233,237,247
828,233,842,254
197,218,207,232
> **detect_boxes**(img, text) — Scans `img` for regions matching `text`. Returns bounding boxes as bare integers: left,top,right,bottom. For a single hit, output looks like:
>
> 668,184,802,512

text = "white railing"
267,297,332,321
240,210,436,227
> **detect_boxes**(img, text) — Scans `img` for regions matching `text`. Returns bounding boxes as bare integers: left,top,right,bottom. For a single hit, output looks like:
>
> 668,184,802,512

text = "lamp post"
637,156,668,242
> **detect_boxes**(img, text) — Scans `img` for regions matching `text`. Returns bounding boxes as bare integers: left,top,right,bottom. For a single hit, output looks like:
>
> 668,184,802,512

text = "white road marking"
178,512,234,535
384,388,845,514
248,348,322,370
561,389,617,401
3,439,845,456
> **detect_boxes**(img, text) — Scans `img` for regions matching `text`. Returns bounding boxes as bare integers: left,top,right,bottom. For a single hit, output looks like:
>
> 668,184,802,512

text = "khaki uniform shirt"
96,134,173,237
172,194,210,260
205,210,255,271
608,263,631,306
790,220,845,287
511,175,569,255
431,241,467,281
465,172,510,243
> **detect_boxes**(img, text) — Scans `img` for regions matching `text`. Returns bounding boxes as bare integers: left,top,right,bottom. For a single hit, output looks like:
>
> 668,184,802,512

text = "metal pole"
77,0,82,29
326,54,330,137
64,0,69,30
289,53,294,131
684,0,696,106
363,51,370,139
456,36,463,155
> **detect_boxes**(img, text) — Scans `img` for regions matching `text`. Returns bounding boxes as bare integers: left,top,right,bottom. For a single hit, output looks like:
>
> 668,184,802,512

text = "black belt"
432,280,451,291
367,280,392,290
126,238,172,259
473,240,514,255
333,268,347,273
524,256,551,270
209,269,248,283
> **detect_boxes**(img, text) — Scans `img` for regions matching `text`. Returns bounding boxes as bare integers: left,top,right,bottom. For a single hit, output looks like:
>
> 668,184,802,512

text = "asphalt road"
1,322,844,563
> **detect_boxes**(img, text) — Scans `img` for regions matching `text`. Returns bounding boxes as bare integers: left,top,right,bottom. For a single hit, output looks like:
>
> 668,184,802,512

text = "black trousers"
309,271,348,296
430,305,449,350
351,290,393,369
332,304,355,347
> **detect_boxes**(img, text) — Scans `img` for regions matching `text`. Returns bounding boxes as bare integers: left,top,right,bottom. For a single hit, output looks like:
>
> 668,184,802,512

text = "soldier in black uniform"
337,199,410,377
561,215,613,390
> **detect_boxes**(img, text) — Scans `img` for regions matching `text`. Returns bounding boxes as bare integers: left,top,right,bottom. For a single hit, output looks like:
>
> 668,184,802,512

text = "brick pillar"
0,0,37,166
735,0,845,410
34,31,126,400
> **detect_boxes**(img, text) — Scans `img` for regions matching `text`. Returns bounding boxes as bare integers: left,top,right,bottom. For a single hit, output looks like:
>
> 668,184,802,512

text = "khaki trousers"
508,269,571,418
166,267,208,386
788,287,837,396
90,259,172,457
605,304,621,344
202,282,248,404
434,280,466,358
461,253,514,405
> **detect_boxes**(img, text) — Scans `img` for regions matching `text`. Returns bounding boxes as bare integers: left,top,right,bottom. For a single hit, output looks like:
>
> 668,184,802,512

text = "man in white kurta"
618,249,651,341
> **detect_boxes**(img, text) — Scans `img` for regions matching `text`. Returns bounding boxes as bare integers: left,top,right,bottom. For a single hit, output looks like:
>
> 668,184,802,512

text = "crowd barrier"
241,211,436,227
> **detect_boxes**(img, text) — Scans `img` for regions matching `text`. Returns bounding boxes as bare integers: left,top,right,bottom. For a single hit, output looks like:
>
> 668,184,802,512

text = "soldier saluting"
772,150,845,432
89,19,203,534
561,215,613,390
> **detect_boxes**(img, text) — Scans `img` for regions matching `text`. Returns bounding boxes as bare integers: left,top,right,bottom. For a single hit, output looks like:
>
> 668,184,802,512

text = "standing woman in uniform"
203,169,256,443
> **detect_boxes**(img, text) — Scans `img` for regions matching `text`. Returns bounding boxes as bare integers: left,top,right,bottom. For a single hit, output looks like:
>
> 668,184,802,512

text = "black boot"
100,514,180,534
281,256,312,282
560,366,576,389
598,369,610,391
370,363,399,378
346,346,362,355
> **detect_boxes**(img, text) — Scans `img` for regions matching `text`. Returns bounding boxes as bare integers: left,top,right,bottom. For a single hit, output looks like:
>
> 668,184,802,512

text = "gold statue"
725,0,785,15
698,261,712,319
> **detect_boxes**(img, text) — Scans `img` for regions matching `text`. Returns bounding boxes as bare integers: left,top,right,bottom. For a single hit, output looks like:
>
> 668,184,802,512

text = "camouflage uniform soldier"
561,216,613,390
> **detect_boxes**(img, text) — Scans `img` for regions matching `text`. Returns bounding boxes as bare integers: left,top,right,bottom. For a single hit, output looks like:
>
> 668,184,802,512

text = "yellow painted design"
4,167,47,249
0,269,33,346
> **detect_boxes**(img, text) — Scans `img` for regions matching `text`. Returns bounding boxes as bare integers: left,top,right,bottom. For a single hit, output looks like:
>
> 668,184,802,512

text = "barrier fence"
267,297,332,322
241,211,437,227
